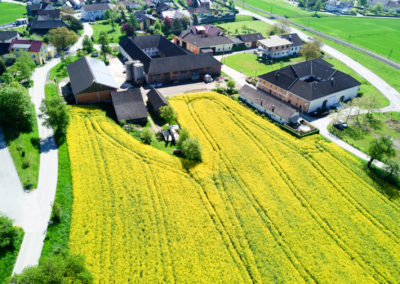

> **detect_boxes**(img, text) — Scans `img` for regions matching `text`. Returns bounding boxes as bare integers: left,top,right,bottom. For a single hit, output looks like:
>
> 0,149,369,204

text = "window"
32,54,36,58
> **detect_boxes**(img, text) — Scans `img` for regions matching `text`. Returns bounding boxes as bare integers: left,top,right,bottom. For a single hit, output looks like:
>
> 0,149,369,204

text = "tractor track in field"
184,96,318,283
191,97,390,282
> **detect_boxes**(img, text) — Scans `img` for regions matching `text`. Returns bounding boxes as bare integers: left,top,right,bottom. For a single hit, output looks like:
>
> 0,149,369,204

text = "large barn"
256,58,361,113
120,35,222,85
67,56,118,104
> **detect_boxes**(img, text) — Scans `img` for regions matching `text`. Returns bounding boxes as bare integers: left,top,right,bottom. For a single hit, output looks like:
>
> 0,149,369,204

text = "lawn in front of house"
91,21,124,43
2,105,40,189
329,112,400,162
0,3,26,25
217,20,270,36
49,55,80,83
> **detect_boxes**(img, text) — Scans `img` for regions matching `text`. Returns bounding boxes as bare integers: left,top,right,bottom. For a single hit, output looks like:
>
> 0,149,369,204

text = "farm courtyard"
66,92,400,283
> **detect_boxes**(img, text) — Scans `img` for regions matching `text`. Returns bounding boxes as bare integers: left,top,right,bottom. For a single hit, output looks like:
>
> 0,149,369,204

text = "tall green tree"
171,18,183,35
39,95,70,137
129,14,139,30
299,41,322,60
0,85,34,131
159,105,176,124
49,27,78,50
181,137,202,161
0,58,6,76
82,35,93,53
0,215,17,250
98,31,110,61
367,136,396,168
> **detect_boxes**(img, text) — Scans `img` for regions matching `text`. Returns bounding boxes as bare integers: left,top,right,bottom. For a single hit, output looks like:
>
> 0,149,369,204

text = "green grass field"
329,112,400,162
238,0,400,63
222,53,389,108
217,20,270,36
0,3,26,25
0,227,24,282
91,21,124,43
2,106,40,189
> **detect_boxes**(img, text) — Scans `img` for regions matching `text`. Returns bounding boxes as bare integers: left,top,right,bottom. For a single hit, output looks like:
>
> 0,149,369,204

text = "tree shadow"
364,165,400,200
40,136,57,153
180,158,202,171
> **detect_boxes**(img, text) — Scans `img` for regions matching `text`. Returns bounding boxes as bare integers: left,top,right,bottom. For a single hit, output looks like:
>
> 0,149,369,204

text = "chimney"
271,105,275,113
260,100,263,106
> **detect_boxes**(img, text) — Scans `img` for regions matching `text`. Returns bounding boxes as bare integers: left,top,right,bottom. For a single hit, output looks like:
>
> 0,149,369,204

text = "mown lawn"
0,227,24,282
329,112,400,161
217,20,270,36
91,21,124,43
0,3,26,25
2,106,40,189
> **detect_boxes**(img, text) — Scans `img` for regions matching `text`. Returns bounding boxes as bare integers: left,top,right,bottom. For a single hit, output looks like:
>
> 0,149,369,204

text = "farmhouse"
120,0,140,9
325,0,353,14
8,39,55,64
120,35,221,85
257,33,303,59
111,89,148,125
239,85,299,124
174,25,233,54
134,10,157,30
256,58,361,113
67,56,118,104
81,4,111,21
146,88,168,118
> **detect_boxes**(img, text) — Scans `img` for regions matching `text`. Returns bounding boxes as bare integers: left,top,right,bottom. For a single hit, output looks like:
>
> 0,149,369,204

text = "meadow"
238,0,400,63
217,20,270,36
67,93,400,282
0,3,26,25
90,21,123,43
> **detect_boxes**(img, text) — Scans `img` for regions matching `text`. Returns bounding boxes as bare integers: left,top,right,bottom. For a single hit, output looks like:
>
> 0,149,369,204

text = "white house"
257,33,303,59
81,3,111,21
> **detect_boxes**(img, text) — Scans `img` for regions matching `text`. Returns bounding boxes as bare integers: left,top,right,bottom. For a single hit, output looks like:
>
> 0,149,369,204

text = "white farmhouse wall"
239,96,288,124
212,43,233,53
307,85,360,113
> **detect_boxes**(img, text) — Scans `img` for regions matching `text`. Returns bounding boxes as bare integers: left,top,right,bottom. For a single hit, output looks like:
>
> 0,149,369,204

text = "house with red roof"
8,39,55,65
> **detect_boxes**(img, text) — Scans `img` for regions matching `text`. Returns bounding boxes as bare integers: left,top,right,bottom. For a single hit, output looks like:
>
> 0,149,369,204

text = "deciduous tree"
181,137,202,161
49,27,78,50
0,215,17,250
39,95,70,136
367,136,396,168
299,41,322,60
159,105,176,124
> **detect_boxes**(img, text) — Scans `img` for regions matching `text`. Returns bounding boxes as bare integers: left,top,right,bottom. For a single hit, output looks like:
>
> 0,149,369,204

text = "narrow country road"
0,0,26,5
9,23,93,275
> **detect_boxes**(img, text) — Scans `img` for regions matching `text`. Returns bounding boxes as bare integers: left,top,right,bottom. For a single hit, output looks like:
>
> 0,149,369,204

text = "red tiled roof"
8,39,43,52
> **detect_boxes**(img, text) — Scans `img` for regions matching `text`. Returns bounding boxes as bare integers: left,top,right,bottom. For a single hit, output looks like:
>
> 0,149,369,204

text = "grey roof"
37,9,60,18
83,3,111,11
229,37,243,45
239,85,298,121
280,33,303,47
29,19,67,30
188,7,211,14
179,30,232,47
258,58,361,102
111,89,148,122
0,31,18,41
67,56,117,95
237,33,265,43
120,35,222,75
147,88,168,111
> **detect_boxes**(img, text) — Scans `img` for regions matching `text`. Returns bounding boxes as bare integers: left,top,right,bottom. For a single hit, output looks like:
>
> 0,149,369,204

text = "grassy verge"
2,106,40,189
41,85,72,258
217,20,270,36
0,227,24,282
0,3,26,25
49,56,80,83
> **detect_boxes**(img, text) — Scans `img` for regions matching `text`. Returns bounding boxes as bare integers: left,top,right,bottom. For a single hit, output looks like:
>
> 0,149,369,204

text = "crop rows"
67,93,400,283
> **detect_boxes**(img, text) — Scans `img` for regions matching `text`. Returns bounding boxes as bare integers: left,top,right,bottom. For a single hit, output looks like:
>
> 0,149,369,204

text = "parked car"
91,52,98,57
204,74,213,83
334,120,348,130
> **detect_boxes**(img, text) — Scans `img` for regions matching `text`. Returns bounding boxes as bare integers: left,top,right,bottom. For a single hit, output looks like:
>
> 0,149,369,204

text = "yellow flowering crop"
67,93,400,283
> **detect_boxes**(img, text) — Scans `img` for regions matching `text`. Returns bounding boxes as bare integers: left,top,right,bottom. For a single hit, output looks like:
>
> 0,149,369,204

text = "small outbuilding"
146,88,168,118
111,89,148,125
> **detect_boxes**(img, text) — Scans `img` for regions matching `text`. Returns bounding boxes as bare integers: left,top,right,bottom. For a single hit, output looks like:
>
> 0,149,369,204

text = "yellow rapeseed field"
67,93,400,283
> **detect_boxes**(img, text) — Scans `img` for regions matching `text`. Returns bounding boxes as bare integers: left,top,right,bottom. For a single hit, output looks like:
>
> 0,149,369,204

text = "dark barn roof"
0,31,18,42
280,33,303,47
67,56,117,95
238,33,264,43
147,88,168,112
258,58,361,102
37,9,61,18
29,19,67,32
239,85,298,121
0,43,10,56
120,35,222,75
111,89,148,122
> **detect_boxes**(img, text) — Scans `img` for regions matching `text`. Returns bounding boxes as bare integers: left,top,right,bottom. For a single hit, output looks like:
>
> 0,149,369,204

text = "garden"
65,92,400,282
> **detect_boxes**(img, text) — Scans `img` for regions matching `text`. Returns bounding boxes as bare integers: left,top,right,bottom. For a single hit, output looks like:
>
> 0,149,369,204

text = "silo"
133,61,144,83
125,61,133,81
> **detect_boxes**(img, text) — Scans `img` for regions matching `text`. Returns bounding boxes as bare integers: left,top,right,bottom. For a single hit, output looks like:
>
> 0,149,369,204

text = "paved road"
0,0,26,5
236,2,400,70
10,23,93,275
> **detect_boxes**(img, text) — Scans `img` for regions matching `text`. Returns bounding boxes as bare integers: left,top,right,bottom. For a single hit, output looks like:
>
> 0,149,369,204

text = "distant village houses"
81,4,112,21
325,0,353,14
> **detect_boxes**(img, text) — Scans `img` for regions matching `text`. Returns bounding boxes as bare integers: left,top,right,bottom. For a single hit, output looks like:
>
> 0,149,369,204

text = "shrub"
177,128,190,148
0,215,17,250
181,137,202,161
22,161,30,169
51,202,63,223
159,106,176,124
140,128,154,145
